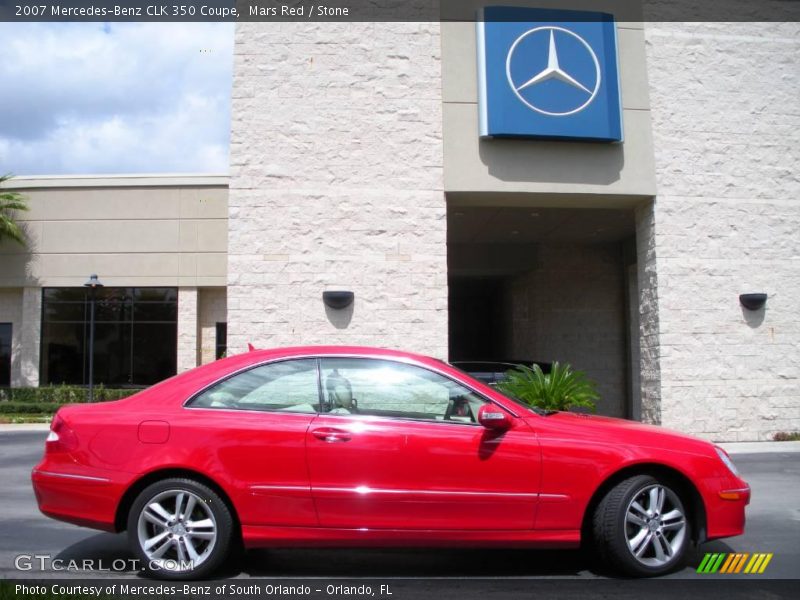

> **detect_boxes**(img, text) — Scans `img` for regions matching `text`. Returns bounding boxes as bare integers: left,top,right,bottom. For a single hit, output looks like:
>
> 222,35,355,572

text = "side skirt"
241,526,580,548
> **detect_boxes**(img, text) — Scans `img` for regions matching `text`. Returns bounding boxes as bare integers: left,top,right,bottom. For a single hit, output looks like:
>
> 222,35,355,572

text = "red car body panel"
32,346,749,550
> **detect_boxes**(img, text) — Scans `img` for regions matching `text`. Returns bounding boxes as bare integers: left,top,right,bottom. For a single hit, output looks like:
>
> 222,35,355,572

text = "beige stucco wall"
0,175,228,288
227,23,449,358
0,176,229,386
644,22,800,440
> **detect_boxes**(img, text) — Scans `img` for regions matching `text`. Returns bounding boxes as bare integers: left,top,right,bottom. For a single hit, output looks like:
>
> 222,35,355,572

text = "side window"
319,358,487,423
190,359,319,413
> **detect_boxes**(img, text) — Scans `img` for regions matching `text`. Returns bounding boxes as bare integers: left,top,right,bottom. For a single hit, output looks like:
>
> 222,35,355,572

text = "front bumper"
705,481,750,540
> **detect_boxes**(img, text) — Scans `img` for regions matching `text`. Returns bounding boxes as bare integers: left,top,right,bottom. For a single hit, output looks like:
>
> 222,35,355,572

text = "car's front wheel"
592,474,691,577
127,478,234,579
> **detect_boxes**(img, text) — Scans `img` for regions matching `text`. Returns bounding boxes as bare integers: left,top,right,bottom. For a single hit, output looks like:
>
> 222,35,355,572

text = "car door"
183,358,320,527
305,357,541,530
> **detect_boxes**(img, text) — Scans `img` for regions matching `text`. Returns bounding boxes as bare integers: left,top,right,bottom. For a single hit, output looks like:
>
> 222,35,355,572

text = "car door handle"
311,428,352,443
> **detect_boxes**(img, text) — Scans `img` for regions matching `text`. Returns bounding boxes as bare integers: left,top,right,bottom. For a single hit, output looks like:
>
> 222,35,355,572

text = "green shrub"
0,384,140,404
0,414,53,423
0,402,63,414
773,431,800,442
496,361,599,412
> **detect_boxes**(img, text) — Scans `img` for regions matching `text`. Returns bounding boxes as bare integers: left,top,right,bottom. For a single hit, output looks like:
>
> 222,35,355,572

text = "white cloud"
0,22,234,175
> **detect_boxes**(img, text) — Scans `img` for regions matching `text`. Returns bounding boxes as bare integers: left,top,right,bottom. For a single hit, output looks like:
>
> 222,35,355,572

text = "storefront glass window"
0,323,11,387
40,288,178,387
215,322,227,360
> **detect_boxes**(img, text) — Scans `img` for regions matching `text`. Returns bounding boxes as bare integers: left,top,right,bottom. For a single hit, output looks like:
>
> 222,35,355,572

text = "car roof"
245,345,442,362
120,344,529,417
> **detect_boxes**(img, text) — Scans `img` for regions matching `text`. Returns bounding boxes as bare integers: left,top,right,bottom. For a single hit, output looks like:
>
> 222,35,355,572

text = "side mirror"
478,404,511,431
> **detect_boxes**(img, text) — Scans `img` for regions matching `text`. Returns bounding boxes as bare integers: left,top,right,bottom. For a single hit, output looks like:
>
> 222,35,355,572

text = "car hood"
528,411,717,456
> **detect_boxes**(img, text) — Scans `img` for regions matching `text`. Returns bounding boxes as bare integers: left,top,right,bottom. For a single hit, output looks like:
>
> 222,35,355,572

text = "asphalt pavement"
0,431,797,598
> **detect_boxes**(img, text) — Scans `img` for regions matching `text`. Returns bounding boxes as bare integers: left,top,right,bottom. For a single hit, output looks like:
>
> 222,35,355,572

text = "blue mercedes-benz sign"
477,6,623,142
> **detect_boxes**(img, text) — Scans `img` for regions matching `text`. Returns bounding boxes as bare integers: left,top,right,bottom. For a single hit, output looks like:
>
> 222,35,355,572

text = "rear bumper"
31,467,124,532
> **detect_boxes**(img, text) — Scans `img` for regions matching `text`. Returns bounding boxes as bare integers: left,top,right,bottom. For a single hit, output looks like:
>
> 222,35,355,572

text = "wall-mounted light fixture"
323,290,354,310
739,293,767,311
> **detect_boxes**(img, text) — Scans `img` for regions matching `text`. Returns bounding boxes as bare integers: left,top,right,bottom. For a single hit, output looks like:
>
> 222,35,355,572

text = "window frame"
183,354,517,426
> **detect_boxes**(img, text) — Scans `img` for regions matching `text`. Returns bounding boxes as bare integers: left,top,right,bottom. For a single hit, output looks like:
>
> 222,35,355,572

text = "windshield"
443,361,548,416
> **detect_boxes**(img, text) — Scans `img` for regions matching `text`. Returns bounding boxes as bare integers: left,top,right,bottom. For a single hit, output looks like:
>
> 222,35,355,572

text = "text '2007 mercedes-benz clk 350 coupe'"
32,346,750,579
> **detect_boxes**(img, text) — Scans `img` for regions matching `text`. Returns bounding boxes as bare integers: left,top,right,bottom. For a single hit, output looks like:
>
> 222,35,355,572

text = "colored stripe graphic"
696,553,713,573
749,554,765,573
721,553,743,574
758,554,773,573
743,553,773,574
697,553,727,573
697,552,771,574
733,553,749,573
720,554,736,573
710,553,726,573
744,554,758,573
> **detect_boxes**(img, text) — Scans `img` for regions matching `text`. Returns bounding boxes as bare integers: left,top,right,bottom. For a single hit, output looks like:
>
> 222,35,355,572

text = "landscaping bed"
0,385,141,423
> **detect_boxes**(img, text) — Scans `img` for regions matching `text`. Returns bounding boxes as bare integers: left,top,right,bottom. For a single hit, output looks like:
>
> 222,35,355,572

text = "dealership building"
0,6,797,441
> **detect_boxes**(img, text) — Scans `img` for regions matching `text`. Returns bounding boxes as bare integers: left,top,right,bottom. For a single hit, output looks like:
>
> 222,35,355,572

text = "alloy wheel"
136,489,217,571
624,483,687,568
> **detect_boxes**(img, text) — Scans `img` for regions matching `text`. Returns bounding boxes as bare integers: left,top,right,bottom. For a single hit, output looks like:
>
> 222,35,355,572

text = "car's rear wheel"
592,474,690,577
127,478,234,580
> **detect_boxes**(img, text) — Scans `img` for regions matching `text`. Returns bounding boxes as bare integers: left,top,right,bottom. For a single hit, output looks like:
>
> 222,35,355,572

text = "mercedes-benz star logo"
506,26,601,117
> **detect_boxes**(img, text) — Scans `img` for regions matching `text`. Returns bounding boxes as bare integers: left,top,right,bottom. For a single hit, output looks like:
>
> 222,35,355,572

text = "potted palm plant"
496,361,599,413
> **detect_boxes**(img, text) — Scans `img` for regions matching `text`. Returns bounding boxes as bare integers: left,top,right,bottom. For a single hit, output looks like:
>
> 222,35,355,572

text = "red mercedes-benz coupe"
32,346,749,579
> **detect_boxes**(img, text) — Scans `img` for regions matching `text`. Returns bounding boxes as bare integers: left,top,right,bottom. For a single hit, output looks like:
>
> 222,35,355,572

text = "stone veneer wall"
644,22,800,440
177,287,198,372
19,287,40,386
635,201,662,426
228,23,448,358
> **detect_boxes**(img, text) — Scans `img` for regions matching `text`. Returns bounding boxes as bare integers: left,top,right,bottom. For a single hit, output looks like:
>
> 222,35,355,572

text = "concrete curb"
719,440,800,454
0,424,51,432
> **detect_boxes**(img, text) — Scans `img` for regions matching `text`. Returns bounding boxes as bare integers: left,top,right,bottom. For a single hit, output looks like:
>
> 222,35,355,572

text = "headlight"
715,446,739,476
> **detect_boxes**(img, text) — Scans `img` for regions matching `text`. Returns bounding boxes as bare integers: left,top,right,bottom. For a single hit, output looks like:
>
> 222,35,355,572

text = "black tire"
127,478,234,580
592,474,691,577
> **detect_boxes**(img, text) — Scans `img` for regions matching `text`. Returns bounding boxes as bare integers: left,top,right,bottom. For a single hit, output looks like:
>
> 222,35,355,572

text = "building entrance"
447,205,639,418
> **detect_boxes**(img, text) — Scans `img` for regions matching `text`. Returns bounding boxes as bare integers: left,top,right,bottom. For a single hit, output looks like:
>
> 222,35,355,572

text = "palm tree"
0,174,29,247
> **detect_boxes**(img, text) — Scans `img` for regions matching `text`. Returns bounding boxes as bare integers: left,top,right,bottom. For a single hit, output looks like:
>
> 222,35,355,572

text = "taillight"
47,413,78,452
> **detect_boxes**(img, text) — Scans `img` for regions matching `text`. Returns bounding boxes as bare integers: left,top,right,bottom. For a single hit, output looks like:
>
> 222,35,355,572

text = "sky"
0,22,234,176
